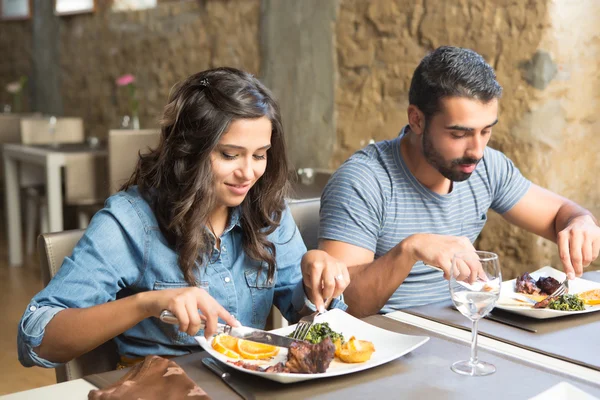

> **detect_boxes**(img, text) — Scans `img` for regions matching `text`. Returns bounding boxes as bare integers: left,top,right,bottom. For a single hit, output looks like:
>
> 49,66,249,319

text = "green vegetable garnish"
289,322,344,344
548,294,585,311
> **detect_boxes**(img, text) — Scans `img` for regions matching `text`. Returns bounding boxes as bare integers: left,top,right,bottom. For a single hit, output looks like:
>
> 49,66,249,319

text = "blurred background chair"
20,117,85,255
38,229,119,382
73,129,161,227
266,197,321,330
108,129,160,194
0,113,42,190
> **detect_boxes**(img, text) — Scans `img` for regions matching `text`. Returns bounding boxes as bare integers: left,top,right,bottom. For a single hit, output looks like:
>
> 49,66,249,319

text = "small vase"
132,114,140,130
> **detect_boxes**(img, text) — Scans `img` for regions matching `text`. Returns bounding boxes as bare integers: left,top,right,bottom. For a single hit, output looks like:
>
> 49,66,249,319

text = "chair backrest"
289,198,320,250
38,230,119,382
108,129,160,194
0,113,42,185
20,117,84,145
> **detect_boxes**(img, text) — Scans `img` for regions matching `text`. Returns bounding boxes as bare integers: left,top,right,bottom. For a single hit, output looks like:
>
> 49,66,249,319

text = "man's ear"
407,105,426,136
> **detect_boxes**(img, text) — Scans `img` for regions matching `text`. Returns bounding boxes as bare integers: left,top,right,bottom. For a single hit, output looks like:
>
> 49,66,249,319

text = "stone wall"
1,0,599,277
0,20,32,112
59,0,260,139
335,0,600,277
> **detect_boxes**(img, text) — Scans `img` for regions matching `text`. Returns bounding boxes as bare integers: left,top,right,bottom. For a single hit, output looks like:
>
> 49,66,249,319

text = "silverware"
202,357,255,400
548,278,569,297
484,313,538,333
159,310,299,348
290,310,322,340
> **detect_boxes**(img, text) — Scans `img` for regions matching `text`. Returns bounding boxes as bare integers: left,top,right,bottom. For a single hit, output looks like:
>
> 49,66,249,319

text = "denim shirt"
18,187,346,368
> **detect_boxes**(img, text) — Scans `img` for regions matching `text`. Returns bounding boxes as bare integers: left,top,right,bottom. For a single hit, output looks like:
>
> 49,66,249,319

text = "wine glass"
449,250,501,376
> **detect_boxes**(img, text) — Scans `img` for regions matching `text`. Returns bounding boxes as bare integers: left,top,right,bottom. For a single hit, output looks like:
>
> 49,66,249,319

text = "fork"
290,310,323,340
548,278,569,298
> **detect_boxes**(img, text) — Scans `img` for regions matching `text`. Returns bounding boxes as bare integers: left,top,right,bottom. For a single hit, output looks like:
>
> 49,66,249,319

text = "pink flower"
116,74,135,86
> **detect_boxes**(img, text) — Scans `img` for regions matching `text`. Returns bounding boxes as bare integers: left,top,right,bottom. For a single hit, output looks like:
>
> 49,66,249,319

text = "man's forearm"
344,241,415,317
554,201,598,238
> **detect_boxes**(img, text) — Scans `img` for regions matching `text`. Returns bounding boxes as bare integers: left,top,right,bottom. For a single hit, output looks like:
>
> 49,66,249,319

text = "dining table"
3,142,107,266
3,300,600,400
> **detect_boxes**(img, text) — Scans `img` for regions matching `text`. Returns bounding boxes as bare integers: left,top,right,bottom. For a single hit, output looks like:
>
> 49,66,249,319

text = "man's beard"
422,126,480,182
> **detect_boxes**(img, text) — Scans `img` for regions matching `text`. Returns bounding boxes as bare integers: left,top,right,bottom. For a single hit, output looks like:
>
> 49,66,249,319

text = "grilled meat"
516,273,541,295
285,337,336,374
229,360,263,371
534,296,557,309
264,363,288,373
536,276,562,295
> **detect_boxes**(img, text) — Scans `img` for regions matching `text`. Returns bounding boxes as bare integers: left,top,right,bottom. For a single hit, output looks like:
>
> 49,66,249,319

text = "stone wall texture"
335,0,600,278
0,21,32,111
1,0,599,278
59,0,260,139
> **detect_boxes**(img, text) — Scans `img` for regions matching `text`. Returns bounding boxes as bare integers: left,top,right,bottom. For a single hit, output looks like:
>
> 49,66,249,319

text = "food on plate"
211,334,279,360
286,337,336,373
536,276,562,295
579,289,600,305
298,322,345,344
514,273,579,310
236,339,280,360
516,272,541,295
532,295,557,309
547,294,585,311
334,336,376,363
515,273,564,296
212,334,241,359
229,337,336,374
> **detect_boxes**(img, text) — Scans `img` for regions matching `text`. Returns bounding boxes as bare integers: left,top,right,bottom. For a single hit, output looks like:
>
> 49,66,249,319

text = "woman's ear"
407,105,426,136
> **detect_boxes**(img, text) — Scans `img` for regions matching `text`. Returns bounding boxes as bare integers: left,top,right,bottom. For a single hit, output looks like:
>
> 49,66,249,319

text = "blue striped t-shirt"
319,130,531,312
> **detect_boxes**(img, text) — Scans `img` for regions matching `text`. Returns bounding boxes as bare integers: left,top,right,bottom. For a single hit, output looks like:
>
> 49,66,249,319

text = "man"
315,46,600,317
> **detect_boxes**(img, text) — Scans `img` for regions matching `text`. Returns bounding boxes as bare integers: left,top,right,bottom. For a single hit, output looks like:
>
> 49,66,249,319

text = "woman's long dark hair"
122,67,289,284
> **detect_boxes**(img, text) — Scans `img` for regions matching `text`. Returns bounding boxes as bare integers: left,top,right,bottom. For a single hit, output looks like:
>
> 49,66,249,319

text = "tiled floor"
0,205,56,395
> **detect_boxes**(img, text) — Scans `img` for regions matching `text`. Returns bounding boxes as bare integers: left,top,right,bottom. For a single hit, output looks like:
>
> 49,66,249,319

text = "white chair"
20,117,85,255
72,129,161,228
108,129,160,194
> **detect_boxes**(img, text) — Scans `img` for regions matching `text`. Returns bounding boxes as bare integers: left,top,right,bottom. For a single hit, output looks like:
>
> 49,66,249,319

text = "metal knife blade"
202,357,255,400
485,312,538,333
159,309,298,348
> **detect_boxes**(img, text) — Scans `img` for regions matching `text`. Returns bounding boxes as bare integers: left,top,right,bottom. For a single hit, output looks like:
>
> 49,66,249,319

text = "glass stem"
470,319,479,365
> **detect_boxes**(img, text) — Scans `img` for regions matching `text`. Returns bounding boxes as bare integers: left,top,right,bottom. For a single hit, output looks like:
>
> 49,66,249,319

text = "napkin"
88,355,211,400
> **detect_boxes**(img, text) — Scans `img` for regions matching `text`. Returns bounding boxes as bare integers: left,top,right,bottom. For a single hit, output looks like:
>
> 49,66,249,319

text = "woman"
18,68,349,369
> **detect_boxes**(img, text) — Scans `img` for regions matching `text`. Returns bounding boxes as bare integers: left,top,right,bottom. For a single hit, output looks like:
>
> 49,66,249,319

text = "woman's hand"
138,287,240,338
301,250,350,312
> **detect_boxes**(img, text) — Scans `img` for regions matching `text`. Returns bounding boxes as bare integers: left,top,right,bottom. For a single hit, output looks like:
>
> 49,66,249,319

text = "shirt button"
222,246,227,252
29,306,37,312
224,277,231,283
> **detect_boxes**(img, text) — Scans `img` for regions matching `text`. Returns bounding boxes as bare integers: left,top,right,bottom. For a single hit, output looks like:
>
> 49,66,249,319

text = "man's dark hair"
408,46,502,120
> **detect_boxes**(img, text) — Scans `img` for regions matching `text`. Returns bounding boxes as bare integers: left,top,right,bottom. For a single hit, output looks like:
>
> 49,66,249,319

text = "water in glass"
449,250,501,376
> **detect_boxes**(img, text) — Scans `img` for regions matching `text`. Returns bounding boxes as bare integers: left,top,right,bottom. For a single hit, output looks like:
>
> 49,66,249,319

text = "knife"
202,357,256,400
484,312,538,333
159,309,298,348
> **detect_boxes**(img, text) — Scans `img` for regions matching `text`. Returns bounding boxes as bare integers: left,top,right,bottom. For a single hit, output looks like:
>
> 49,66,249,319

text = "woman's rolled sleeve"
18,301,66,368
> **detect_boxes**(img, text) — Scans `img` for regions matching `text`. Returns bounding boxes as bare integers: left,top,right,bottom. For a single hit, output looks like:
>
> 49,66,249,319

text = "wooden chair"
38,230,119,382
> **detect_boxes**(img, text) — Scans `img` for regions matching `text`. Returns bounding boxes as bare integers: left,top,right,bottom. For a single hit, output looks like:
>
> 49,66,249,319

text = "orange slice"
578,289,600,305
212,334,241,359
236,339,280,360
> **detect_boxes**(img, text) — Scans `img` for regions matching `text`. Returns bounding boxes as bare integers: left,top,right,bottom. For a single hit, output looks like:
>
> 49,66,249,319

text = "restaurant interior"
1,0,599,398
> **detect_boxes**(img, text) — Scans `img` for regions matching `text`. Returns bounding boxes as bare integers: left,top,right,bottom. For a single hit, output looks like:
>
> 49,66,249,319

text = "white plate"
496,266,600,319
195,308,429,383
528,381,599,400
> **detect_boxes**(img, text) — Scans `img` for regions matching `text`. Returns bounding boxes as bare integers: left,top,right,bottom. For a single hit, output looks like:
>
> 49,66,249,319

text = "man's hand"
557,215,600,279
405,233,484,282
301,250,350,312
